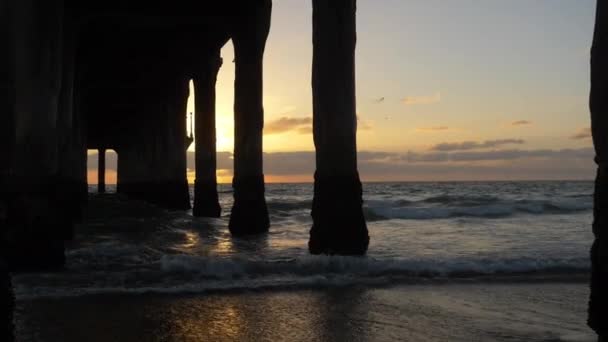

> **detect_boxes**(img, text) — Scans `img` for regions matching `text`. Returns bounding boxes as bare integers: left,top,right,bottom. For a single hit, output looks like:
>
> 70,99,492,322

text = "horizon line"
89,178,595,186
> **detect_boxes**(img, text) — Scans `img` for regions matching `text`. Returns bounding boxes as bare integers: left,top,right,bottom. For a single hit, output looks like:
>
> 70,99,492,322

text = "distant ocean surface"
13,181,594,298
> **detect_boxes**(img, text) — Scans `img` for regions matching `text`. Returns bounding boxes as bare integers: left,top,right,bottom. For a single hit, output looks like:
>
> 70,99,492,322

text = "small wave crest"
418,194,501,205
263,193,591,220
266,200,311,212
159,254,589,279
14,255,589,299
365,198,592,221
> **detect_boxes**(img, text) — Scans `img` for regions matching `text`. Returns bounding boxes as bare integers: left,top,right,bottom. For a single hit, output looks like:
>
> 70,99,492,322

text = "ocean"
13,181,598,341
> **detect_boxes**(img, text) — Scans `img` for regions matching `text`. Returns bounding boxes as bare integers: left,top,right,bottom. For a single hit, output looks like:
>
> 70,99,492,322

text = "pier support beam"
590,1,608,339
56,11,86,237
0,1,14,336
98,148,106,193
228,1,271,235
309,0,369,255
1,266,13,342
3,0,67,270
1,260,13,342
116,78,191,210
193,54,223,217
65,50,89,226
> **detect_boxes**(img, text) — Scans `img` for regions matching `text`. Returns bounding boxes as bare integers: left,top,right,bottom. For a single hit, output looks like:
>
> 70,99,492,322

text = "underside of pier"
6,0,605,340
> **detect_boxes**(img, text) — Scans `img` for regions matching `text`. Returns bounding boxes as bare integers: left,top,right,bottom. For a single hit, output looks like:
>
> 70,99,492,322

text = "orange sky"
87,1,598,184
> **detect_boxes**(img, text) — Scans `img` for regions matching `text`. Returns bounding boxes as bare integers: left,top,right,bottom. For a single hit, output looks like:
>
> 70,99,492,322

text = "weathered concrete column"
55,10,84,239
4,0,67,269
98,148,106,193
309,0,369,255
67,48,89,225
0,5,15,333
116,78,191,210
56,8,87,233
193,54,223,217
589,1,608,338
0,0,15,260
228,0,272,235
0,260,14,342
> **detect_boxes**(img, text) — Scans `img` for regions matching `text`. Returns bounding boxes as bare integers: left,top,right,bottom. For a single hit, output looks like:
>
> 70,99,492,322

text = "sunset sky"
90,0,597,184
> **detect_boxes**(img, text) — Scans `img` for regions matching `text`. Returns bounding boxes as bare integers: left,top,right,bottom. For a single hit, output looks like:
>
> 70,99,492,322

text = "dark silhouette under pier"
590,1,608,339
0,0,604,340
1,1,368,339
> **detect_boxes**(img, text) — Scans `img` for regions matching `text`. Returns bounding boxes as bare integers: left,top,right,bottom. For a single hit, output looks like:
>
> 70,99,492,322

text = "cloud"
430,139,525,152
265,116,312,135
263,115,371,136
571,127,592,140
357,116,373,131
264,148,593,180
279,106,297,114
88,147,594,183
416,126,449,132
360,147,593,180
296,126,312,135
401,92,441,105
511,120,532,126
448,148,591,162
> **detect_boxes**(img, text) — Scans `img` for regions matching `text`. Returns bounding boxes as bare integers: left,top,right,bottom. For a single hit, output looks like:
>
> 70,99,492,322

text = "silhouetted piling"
590,0,608,339
56,7,87,236
3,0,68,270
116,76,191,210
309,0,369,255
1,261,14,342
193,54,223,218
98,148,106,193
228,0,272,235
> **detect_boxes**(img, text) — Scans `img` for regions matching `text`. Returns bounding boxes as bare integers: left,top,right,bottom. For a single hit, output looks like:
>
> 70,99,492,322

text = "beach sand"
15,282,596,342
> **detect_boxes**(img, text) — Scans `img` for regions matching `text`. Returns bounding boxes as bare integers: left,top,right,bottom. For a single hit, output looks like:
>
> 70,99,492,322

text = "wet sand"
15,282,595,342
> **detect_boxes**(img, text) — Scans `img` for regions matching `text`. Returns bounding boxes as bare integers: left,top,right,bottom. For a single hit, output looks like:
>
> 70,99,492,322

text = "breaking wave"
159,254,589,279
14,254,589,299
364,197,591,220
265,193,592,221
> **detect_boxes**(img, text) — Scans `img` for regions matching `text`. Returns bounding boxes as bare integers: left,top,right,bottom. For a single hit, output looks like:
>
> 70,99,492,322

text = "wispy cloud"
416,126,449,132
217,148,593,180
430,139,525,152
571,127,592,140
401,92,441,105
264,115,371,135
357,115,373,131
296,126,312,135
88,148,594,182
511,120,532,126
265,116,312,135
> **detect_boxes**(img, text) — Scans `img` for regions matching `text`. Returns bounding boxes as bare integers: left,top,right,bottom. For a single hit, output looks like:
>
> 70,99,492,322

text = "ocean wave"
364,198,592,220
14,275,389,299
67,242,163,268
159,254,589,279
565,193,593,198
266,200,311,212
418,194,501,205
263,194,591,220
14,255,589,299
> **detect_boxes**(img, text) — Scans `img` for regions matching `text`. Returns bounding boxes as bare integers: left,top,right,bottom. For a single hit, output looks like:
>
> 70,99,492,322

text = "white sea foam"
364,198,592,220
12,253,590,300
159,254,590,279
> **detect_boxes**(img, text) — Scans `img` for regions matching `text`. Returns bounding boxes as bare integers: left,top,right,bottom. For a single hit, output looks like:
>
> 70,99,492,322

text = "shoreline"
11,272,591,301
15,282,595,342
